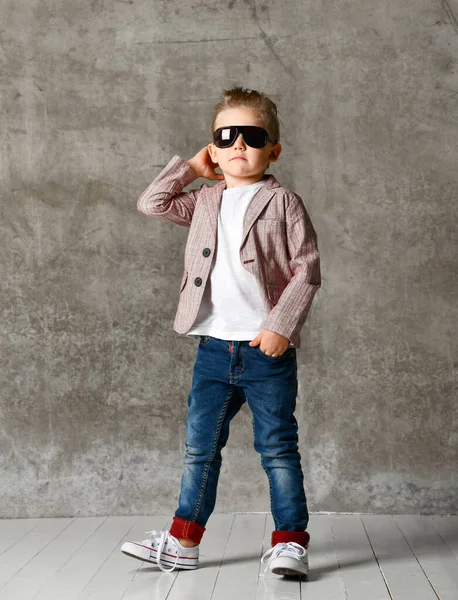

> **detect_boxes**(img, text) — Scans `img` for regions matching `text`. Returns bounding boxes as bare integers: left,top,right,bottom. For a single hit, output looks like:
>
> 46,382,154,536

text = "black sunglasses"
213,125,277,149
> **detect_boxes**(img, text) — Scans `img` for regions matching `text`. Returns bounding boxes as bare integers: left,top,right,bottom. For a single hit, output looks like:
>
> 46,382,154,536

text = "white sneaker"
121,529,199,572
260,541,309,577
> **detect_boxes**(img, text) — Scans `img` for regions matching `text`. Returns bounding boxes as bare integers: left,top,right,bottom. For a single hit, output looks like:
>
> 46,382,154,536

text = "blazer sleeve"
261,193,322,341
137,155,204,228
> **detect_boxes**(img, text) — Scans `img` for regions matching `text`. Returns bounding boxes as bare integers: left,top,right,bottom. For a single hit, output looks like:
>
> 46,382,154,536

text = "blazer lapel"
201,174,281,247
200,180,225,237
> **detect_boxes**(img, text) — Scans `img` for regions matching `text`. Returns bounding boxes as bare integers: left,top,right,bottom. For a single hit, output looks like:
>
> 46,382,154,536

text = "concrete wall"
1,0,457,518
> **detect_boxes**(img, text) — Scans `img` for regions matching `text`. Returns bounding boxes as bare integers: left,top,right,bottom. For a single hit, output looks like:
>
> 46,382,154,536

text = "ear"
207,143,218,164
268,142,282,163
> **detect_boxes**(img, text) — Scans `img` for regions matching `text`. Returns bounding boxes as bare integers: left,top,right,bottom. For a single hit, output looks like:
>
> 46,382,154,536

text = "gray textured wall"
1,0,457,518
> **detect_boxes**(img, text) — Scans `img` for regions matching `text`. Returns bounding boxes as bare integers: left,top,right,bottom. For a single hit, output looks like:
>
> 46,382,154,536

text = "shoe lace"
144,530,179,573
260,541,308,575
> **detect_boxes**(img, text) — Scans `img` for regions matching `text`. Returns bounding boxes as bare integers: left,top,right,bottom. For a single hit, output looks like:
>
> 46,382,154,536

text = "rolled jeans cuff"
170,516,206,544
272,530,310,548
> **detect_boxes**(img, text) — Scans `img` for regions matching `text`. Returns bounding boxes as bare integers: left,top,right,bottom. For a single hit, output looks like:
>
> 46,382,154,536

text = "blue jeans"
174,335,309,536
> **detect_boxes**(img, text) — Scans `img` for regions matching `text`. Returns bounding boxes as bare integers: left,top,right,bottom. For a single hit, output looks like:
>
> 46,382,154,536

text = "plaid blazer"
137,155,321,349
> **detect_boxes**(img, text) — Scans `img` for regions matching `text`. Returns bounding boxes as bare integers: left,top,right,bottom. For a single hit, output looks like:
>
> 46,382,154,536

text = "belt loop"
229,342,232,355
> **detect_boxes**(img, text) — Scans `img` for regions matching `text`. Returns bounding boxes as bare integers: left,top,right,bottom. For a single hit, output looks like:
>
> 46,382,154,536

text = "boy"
121,87,321,577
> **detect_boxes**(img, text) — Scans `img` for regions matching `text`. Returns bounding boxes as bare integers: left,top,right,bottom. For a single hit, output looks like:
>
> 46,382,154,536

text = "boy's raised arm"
137,155,201,228
137,149,224,228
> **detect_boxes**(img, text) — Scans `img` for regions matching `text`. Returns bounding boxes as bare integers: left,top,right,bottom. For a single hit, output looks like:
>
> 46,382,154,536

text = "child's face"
208,107,282,188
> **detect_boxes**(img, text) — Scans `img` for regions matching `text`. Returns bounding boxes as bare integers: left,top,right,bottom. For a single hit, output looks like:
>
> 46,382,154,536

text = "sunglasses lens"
242,126,267,148
214,126,237,148
213,126,271,148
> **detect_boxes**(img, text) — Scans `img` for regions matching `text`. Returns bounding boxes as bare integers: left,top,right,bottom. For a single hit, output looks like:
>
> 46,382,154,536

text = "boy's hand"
249,329,290,357
187,147,225,181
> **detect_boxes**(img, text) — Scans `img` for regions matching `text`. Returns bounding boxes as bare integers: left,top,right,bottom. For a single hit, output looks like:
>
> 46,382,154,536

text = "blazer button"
194,277,202,287
202,248,211,257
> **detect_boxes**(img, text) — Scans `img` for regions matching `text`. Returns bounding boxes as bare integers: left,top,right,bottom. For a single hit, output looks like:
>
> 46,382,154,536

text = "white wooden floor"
0,513,457,600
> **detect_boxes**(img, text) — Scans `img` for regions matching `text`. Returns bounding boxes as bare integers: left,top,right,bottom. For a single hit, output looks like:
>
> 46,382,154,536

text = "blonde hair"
211,86,280,143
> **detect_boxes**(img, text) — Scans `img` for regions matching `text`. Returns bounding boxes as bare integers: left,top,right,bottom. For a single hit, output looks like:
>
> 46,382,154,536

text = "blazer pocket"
179,270,188,293
255,219,287,244
257,217,286,221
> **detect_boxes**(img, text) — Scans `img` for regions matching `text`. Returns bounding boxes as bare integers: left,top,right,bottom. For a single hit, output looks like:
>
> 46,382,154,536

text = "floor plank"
361,514,437,599
0,518,43,556
78,516,169,600
32,516,136,600
328,514,392,599
209,513,266,600
0,518,72,590
0,517,105,600
394,514,458,600
428,515,458,560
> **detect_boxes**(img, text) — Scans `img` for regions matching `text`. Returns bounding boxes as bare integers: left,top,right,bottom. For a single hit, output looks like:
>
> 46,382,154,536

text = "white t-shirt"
187,180,269,341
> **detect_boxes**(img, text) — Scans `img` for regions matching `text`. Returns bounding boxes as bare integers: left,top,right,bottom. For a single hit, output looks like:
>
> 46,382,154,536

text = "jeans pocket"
256,346,296,360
